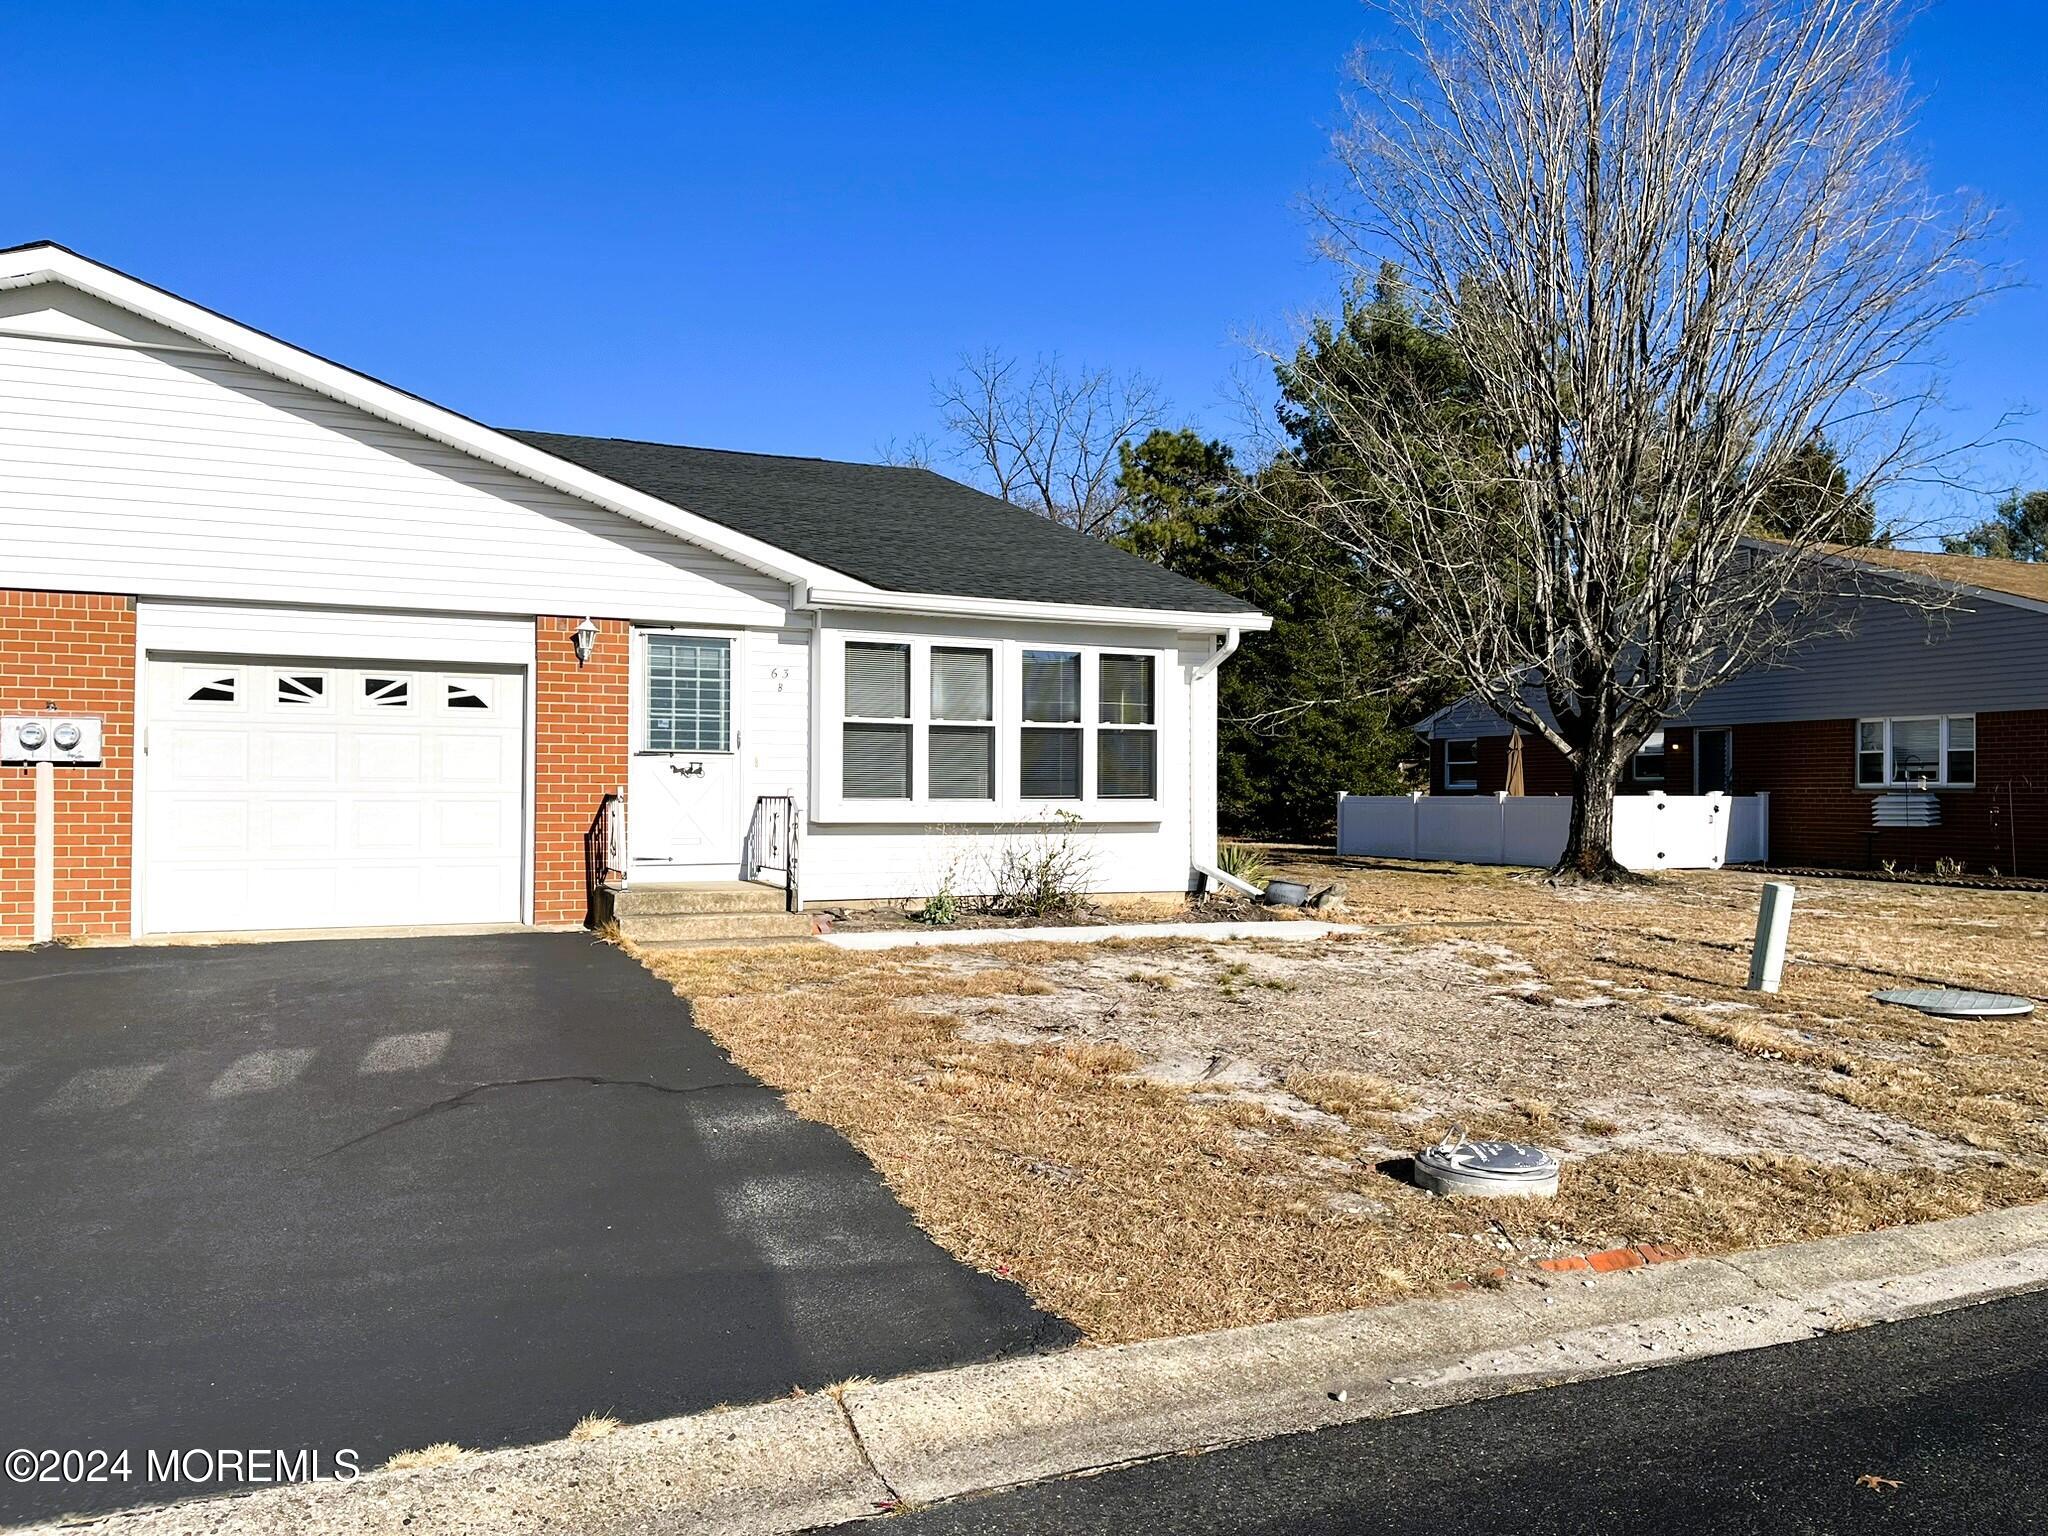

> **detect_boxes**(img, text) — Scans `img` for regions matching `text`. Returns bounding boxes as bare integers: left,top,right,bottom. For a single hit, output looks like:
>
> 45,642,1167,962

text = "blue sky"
4,2,2042,533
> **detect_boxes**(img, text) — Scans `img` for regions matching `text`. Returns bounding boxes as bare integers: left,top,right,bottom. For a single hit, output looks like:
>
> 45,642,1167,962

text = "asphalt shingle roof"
502,429,1257,617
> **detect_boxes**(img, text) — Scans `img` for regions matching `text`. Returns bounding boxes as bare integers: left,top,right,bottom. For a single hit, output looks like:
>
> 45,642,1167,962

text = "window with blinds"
930,646,994,799
1097,654,1156,798
1857,715,1976,788
844,642,911,798
646,635,731,752
1021,650,1082,797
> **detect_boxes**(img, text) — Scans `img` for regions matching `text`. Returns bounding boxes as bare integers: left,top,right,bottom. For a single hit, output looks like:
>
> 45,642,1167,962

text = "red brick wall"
1731,713,2048,877
1,591,136,941
534,616,631,924
1432,731,1575,795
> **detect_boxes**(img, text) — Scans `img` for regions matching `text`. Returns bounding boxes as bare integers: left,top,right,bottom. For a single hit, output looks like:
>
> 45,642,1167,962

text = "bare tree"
1288,0,1996,878
929,349,1165,536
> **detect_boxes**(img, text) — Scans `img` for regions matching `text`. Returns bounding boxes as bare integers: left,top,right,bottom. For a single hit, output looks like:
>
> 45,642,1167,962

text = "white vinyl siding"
1857,715,1976,788
0,315,788,624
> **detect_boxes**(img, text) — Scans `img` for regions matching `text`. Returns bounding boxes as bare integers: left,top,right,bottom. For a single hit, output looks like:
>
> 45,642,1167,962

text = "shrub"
1216,841,1270,889
984,812,1094,921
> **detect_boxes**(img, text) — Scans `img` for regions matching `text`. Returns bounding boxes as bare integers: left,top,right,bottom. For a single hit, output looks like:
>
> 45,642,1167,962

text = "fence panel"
1337,792,1767,872
1415,795,1507,864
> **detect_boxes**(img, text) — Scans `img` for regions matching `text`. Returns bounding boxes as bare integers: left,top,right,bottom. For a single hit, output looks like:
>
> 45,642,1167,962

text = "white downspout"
1192,626,1241,680
1189,629,1256,896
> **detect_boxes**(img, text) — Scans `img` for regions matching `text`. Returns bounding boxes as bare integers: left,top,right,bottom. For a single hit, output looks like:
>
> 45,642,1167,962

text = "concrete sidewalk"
27,1202,2048,1536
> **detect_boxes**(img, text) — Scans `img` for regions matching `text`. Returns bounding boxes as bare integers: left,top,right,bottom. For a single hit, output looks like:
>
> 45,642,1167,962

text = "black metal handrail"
584,788,627,927
745,794,801,912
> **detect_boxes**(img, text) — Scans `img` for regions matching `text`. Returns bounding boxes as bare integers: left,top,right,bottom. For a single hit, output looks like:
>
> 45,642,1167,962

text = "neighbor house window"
1632,729,1666,784
1097,654,1156,798
1020,649,1082,798
843,642,912,798
929,646,994,799
1445,739,1480,790
1856,715,1976,788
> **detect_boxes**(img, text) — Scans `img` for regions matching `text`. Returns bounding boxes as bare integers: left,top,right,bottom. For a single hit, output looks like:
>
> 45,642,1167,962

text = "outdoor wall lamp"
572,616,599,668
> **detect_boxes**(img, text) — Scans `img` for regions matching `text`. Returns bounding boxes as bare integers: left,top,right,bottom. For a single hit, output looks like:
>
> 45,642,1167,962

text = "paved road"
0,934,1068,1522
835,1289,2048,1534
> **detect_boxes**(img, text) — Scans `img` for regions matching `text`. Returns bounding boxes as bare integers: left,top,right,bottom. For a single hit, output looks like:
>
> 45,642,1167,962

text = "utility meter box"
3,714,105,765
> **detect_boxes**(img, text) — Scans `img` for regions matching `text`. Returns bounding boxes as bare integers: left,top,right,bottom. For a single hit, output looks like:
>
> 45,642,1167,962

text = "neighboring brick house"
0,244,1267,943
1417,548,2048,877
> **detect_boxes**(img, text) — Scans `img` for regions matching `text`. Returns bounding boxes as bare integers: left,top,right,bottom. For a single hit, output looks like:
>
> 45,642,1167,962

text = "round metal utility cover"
1414,1136,1560,1199
1872,988,2035,1019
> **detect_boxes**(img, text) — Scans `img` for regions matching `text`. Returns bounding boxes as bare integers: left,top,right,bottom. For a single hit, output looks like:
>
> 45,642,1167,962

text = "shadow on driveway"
0,933,1071,1521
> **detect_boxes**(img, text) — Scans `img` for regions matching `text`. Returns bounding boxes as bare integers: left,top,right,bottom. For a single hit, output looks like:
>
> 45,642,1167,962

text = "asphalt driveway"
0,933,1070,1522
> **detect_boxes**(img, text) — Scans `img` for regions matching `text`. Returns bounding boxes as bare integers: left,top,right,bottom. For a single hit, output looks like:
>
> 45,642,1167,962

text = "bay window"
1856,715,1976,788
825,633,1170,818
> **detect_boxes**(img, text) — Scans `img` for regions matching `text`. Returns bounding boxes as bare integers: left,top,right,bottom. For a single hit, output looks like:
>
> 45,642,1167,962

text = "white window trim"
638,630,738,756
1095,651,1160,801
814,630,1168,824
841,640,918,802
1632,729,1667,783
1444,738,1480,791
1856,714,1977,789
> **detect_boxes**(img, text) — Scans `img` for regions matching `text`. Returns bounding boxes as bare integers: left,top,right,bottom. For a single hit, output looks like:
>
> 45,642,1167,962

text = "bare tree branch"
929,349,1166,536
1281,0,2001,878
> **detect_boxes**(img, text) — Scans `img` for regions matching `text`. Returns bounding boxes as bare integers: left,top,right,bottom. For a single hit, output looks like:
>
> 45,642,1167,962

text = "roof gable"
0,243,1263,629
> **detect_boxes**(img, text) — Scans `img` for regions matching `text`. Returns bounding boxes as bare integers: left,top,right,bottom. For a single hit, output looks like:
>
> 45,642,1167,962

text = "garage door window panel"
275,672,328,708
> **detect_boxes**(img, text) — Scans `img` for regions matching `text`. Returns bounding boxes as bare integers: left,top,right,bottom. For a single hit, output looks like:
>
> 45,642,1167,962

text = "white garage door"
143,657,525,933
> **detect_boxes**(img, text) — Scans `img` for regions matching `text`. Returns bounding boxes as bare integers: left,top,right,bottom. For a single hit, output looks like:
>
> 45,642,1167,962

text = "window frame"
1444,738,1481,791
1095,652,1159,800
1632,728,1667,785
928,645,997,802
1855,714,1977,790
640,632,735,755
841,640,915,801
816,630,1171,823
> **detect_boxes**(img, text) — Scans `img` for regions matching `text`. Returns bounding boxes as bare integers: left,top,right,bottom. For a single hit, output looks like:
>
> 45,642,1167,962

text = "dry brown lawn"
635,859,2048,1344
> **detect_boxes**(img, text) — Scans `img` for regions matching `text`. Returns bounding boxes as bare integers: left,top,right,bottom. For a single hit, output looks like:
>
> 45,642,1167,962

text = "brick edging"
1454,1242,1693,1289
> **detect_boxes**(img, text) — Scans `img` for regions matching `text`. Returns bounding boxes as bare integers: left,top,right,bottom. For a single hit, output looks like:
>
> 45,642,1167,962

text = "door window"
646,635,732,752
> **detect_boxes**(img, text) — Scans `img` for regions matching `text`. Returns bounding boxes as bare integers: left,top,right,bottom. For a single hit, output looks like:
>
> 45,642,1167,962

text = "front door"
628,631,742,880
1695,728,1734,794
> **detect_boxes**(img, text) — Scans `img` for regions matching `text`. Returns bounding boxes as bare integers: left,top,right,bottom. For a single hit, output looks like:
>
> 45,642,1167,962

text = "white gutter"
798,585,1269,634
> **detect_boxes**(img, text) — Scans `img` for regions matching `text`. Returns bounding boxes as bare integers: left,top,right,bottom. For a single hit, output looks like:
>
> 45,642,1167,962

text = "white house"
0,243,1268,944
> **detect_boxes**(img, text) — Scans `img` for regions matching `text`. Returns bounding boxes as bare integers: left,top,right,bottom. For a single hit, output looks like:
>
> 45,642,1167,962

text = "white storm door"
628,632,742,879
143,658,525,933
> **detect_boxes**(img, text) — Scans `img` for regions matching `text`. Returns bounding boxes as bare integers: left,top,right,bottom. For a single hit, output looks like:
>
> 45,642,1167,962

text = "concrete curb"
29,1203,2048,1535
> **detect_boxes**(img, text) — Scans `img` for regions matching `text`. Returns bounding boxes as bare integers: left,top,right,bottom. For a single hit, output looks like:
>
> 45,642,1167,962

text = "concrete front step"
618,909,816,943
615,881,790,917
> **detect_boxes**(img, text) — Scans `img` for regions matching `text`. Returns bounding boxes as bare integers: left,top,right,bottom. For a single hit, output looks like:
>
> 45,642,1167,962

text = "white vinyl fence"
1337,791,1769,871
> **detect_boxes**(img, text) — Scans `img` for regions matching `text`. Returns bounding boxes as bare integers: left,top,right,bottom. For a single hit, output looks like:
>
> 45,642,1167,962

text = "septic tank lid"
1414,1127,1560,1198
1873,988,2034,1019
